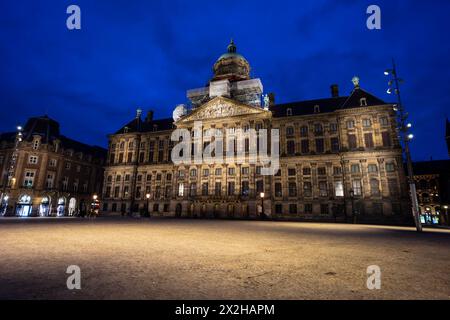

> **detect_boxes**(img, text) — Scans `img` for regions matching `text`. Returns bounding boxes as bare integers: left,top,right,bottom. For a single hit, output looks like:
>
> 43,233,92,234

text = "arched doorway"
16,195,32,217
227,204,235,218
57,197,66,217
68,198,77,216
175,203,182,217
39,196,51,217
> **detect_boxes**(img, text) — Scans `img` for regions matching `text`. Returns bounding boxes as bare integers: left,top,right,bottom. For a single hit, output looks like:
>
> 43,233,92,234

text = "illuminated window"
335,181,344,197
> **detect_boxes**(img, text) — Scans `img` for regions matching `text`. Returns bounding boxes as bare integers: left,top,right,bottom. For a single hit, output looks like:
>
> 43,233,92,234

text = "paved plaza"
0,217,449,299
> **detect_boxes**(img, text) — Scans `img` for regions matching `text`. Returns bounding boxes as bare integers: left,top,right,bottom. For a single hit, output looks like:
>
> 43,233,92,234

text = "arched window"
286,108,292,116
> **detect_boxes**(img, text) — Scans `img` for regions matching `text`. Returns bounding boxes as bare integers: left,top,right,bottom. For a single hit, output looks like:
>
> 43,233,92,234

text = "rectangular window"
317,167,326,175
65,162,71,170
256,180,264,193
368,164,378,173
202,182,209,196
23,171,35,187
287,140,295,155
215,182,221,196
301,140,309,154
227,182,235,196
288,168,296,176
275,183,282,197
364,133,374,148
335,181,344,197
346,120,355,129
315,139,324,153
127,153,133,163
241,181,250,196
288,182,297,197
379,116,389,126
49,159,57,167
382,132,391,147
351,164,360,173
203,169,210,177
215,168,222,176
241,167,249,175
333,166,342,175
320,204,329,215
352,180,362,196
228,167,235,175
275,204,283,214
330,137,339,152
178,183,184,197
362,119,372,127
388,179,399,196
370,179,380,196
319,181,328,197
303,182,312,197
348,134,357,149
329,123,338,133
303,167,311,176
386,162,395,172
46,173,55,189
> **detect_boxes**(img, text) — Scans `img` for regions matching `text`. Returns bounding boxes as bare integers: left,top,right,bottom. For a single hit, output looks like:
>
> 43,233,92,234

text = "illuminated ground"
0,217,449,300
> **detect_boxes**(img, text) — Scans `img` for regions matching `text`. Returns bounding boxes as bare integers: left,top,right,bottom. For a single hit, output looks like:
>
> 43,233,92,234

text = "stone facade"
0,116,106,216
102,41,411,224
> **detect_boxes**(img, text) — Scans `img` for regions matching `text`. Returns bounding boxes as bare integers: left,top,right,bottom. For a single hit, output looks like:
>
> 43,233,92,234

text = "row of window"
105,177,399,200
22,170,89,192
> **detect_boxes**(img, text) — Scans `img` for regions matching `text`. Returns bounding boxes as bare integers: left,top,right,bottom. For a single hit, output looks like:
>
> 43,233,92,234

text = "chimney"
146,110,154,122
331,84,339,98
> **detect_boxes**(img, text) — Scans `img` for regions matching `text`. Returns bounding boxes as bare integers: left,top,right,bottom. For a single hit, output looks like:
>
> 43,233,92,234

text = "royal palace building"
102,41,411,224
0,116,106,216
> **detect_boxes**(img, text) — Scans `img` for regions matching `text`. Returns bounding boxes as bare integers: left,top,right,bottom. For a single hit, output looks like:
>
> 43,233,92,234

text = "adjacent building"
411,120,450,225
0,116,106,216
102,41,411,224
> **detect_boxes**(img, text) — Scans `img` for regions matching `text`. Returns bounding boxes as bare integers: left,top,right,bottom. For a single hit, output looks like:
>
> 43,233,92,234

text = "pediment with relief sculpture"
177,96,268,123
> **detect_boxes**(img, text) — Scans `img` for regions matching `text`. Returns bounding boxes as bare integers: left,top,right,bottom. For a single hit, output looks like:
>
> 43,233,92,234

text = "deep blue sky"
1,0,449,160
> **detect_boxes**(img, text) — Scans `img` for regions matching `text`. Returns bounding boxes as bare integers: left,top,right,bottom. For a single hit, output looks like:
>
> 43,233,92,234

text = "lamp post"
146,193,150,217
444,205,449,226
350,188,356,224
385,60,422,232
260,192,265,219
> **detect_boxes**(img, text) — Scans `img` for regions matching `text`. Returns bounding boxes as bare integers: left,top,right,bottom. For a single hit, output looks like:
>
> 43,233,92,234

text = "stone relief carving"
184,99,261,121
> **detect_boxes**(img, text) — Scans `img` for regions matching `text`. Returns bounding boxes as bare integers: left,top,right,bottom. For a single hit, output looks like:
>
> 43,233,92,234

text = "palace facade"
102,41,411,224
0,116,106,216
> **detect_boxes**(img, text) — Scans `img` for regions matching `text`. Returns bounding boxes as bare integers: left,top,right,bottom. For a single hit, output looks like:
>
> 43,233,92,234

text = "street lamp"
260,192,265,219
92,194,98,201
146,193,151,217
444,205,449,226
385,59,422,232
349,189,356,224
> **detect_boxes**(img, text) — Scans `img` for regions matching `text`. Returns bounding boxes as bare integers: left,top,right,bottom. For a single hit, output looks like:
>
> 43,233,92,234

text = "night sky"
1,0,449,160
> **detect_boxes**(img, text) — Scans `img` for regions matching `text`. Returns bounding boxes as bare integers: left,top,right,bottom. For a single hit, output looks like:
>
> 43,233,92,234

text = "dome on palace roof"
212,40,250,82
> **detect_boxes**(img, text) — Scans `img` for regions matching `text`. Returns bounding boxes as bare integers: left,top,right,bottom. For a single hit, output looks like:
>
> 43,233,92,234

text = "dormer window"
360,98,367,106
314,105,320,113
123,126,129,133
286,108,293,116
153,125,158,131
